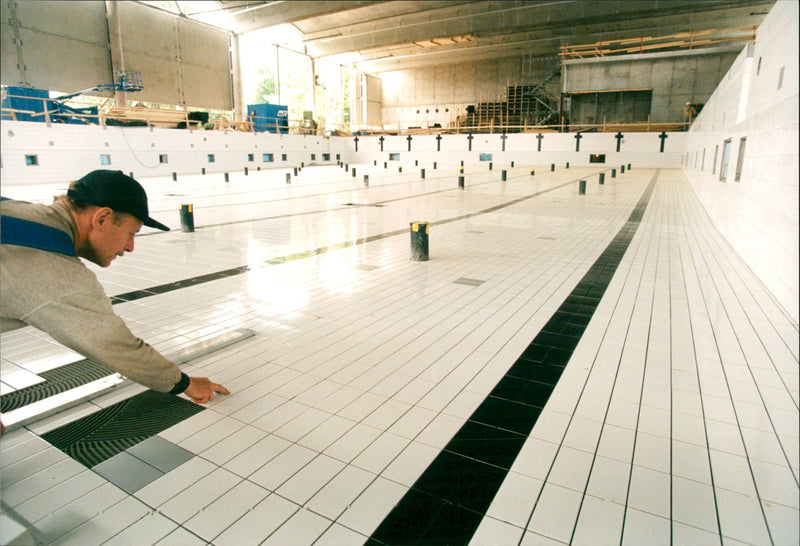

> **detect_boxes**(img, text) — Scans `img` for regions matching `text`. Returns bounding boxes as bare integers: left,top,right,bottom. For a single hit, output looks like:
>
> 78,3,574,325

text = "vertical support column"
105,1,127,107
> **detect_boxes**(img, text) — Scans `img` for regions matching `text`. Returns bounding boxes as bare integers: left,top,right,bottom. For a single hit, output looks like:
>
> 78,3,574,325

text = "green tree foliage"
251,67,277,104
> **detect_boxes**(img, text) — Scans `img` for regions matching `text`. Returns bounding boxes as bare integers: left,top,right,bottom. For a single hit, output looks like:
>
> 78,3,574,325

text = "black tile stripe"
111,176,586,304
367,173,658,545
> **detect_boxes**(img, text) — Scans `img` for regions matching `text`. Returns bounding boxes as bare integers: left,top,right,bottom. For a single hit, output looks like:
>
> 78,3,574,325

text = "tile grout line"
367,172,659,544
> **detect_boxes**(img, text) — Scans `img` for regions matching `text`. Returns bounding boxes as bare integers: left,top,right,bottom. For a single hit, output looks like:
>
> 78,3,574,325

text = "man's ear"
91,207,115,229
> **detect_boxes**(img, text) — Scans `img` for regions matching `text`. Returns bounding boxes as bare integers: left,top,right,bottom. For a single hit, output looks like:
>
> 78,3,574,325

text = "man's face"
83,209,143,267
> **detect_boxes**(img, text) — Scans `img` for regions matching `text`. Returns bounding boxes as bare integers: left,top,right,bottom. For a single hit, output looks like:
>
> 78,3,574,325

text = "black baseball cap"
67,170,170,231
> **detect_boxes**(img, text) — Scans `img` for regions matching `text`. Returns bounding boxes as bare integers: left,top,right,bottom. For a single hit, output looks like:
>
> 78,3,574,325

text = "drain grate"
0,359,114,413
41,389,204,468
453,277,486,287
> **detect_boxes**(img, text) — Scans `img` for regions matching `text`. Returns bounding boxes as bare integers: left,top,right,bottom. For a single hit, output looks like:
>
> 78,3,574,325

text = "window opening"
720,139,731,181
734,137,746,182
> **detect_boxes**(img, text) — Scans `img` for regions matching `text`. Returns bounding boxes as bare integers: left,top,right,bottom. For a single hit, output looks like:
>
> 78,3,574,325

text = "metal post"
410,221,429,261
579,180,586,195
180,204,194,232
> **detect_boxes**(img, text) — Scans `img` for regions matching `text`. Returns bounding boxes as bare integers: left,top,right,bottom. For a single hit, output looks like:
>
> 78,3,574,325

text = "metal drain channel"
1,328,255,431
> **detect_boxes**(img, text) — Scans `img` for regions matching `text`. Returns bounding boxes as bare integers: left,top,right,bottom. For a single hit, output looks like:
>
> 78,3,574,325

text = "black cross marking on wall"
467,133,474,151
436,134,442,152
574,132,583,152
354,137,359,152
379,136,385,151
407,135,413,151
659,131,668,153
501,133,507,152
615,132,624,152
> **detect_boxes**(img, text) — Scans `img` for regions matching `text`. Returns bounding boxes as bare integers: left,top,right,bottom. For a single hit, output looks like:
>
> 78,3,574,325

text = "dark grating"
0,359,114,413
41,389,204,468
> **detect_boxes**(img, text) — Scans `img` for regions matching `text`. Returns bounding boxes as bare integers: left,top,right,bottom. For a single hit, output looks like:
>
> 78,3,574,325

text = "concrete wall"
683,0,799,323
563,47,740,123
0,121,335,186
1,0,233,110
336,131,686,170
1,1,110,92
0,118,684,187
380,57,560,129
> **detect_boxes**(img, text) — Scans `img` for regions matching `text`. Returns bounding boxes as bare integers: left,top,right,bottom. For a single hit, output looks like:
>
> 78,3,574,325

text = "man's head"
62,170,169,267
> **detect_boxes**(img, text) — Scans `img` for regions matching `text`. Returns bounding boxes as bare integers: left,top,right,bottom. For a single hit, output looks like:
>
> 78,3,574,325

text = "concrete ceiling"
183,0,775,73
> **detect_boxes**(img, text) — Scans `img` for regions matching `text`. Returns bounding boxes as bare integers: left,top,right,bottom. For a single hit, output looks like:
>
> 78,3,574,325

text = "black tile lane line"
140,167,574,231
366,172,658,545
110,176,590,303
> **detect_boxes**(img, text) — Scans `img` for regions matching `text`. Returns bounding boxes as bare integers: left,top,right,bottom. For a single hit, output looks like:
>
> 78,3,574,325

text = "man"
1,170,229,405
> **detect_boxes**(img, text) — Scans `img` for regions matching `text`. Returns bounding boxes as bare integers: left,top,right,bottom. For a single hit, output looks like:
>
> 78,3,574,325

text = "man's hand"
184,376,230,404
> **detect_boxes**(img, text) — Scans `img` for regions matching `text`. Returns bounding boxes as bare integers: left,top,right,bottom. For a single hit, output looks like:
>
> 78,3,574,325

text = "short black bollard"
489,162,493,170
410,221,429,261
458,175,465,189
399,165,403,173
433,162,437,169
224,172,229,182
627,163,631,170
566,162,570,169
460,160,464,166
415,160,418,166
511,161,515,168
612,168,617,178
180,204,194,232
293,167,298,176
460,166,464,173
551,164,555,171
421,168,425,179
286,173,291,184
363,174,369,187
579,180,586,195
621,165,625,173
301,162,305,168
384,162,388,169
244,167,248,176
172,172,177,181
202,167,206,175
345,164,349,171
531,169,535,176
599,172,605,185
501,170,507,181
374,160,377,166
352,168,357,177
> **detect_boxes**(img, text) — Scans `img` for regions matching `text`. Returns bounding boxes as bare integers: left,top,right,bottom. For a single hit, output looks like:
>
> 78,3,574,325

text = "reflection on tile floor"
1,164,798,545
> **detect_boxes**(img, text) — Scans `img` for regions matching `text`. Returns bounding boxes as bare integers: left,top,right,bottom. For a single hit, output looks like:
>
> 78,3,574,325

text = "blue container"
2,87,50,122
247,103,288,133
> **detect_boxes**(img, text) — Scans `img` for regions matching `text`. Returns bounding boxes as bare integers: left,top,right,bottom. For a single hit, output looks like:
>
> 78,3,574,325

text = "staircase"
463,67,560,132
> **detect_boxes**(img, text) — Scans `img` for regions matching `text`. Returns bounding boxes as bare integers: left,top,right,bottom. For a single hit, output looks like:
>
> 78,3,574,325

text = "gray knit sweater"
1,199,182,392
